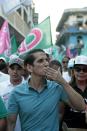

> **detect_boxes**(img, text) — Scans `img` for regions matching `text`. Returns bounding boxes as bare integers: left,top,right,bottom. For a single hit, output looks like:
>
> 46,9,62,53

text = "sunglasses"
74,66,87,73
62,61,68,64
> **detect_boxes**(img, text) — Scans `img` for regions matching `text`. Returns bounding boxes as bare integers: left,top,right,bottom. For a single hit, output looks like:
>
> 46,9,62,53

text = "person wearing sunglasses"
64,55,87,130
62,56,71,83
62,56,70,72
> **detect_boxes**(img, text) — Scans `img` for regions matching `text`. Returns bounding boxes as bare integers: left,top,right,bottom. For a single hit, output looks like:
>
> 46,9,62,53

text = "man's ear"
27,64,33,73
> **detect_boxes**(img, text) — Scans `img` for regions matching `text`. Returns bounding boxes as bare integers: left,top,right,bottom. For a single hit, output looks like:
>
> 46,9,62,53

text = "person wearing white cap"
64,55,87,130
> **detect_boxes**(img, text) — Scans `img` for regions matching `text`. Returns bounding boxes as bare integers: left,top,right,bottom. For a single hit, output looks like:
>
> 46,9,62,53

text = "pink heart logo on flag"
18,28,43,54
26,28,42,50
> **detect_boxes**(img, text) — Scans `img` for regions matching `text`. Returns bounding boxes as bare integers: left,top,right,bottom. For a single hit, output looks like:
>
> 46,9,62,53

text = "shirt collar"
28,78,48,90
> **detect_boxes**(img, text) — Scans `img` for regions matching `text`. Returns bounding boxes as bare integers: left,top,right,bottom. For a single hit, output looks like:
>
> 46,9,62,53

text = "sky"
34,0,87,44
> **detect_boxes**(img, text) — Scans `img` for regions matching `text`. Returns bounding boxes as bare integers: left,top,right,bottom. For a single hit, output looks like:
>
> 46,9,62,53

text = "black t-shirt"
63,82,87,129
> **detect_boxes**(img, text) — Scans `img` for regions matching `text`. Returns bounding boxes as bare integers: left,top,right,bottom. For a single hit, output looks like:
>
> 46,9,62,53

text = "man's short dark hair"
24,49,45,66
0,59,7,70
49,60,62,74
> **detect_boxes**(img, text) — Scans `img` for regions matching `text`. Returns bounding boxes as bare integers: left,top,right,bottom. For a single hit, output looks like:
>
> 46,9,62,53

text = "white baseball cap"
74,55,87,65
0,57,6,63
68,58,75,68
9,57,24,68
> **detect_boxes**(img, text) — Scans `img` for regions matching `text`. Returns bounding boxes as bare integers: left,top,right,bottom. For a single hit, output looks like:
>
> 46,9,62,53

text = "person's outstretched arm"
46,67,85,111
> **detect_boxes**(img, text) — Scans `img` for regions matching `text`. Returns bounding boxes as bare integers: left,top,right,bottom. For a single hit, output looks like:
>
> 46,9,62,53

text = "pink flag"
66,47,72,58
0,20,11,55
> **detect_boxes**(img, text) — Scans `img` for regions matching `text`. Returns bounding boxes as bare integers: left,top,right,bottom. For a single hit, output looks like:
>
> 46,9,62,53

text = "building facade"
56,8,87,57
0,0,38,45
